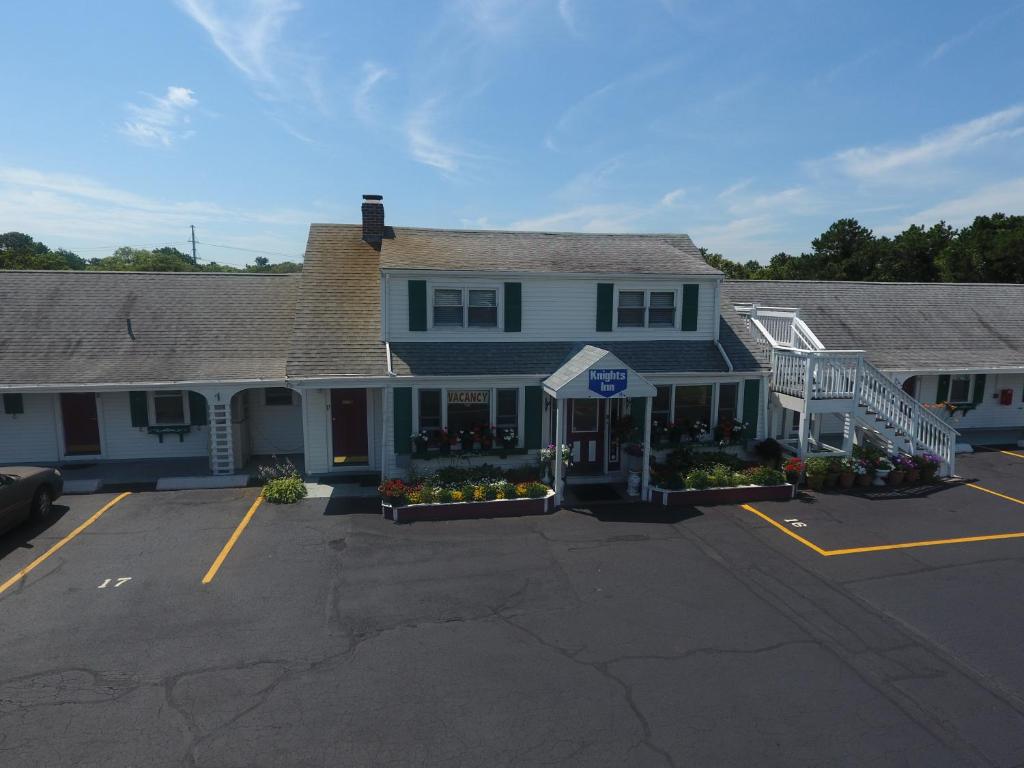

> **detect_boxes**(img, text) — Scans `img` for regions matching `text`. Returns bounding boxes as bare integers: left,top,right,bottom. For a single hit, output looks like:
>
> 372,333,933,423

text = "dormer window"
616,289,676,328
432,287,498,328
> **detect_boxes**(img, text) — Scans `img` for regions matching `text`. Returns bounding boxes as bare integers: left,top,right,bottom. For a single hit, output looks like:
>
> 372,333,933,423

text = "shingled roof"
378,227,721,276
722,280,1024,371
0,270,298,387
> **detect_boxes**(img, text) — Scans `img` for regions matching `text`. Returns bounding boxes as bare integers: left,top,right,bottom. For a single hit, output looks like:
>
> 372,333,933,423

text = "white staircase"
741,305,958,475
208,400,235,475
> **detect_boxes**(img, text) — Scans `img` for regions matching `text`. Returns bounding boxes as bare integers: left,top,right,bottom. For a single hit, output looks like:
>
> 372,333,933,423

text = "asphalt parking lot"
2,451,1024,767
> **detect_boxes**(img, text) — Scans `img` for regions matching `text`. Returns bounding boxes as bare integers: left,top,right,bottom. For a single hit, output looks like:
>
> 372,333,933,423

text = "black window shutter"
741,379,761,433
2,393,24,415
408,280,427,331
129,391,149,427
393,388,413,454
188,391,208,425
935,375,950,403
681,284,700,331
972,374,987,406
523,386,542,448
596,283,613,332
504,282,522,332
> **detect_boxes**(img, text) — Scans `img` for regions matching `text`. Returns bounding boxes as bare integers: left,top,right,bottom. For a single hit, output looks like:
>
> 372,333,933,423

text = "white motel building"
3,195,1024,501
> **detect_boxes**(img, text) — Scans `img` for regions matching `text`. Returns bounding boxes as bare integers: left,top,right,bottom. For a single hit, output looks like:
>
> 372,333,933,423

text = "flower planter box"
650,483,794,507
382,490,555,523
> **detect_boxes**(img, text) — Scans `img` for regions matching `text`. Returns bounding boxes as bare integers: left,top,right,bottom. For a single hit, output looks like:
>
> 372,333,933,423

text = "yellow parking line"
739,504,831,556
741,495,1024,558
965,483,1024,507
999,450,1024,459
0,492,132,596
202,495,263,584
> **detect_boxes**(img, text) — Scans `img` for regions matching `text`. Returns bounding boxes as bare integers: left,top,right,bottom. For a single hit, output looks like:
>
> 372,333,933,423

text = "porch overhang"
542,345,657,400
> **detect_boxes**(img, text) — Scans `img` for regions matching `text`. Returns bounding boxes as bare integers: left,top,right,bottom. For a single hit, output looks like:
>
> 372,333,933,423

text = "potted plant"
783,457,805,485
873,456,893,486
412,431,429,454
805,457,831,491
668,421,684,444
837,457,856,489
903,454,920,483
824,458,841,489
917,452,941,482
461,429,475,452
437,428,450,455
888,454,909,485
501,427,517,449
854,458,872,487
378,478,408,507
690,420,710,443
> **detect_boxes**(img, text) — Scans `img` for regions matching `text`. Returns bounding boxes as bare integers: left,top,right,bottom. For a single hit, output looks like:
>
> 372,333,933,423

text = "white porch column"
380,385,395,479
641,395,652,501
553,397,565,506
797,410,811,458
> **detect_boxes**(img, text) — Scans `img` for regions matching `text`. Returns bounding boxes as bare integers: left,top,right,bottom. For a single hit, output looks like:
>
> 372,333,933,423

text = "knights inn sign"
588,368,629,397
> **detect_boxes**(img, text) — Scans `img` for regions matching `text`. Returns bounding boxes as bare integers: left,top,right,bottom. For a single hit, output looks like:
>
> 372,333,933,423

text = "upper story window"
616,289,676,329
432,287,498,328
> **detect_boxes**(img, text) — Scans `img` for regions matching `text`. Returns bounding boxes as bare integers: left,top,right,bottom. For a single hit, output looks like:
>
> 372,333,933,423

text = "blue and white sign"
588,368,628,397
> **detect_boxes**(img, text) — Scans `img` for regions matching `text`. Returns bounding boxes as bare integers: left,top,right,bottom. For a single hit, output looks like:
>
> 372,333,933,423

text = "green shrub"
685,469,712,489
433,487,453,503
708,463,739,488
805,457,834,476
525,481,548,498
753,439,784,468
744,465,786,486
262,475,307,504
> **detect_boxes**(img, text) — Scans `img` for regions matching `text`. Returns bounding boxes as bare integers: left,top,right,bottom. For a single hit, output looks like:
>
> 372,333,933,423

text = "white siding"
0,394,60,464
300,387,382,475
916,373,1024,430
99,391,208,460
386,274,719,342
245,389,304,455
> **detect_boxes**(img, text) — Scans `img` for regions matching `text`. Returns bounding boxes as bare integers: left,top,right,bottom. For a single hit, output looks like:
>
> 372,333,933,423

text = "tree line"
0,232,302,273
702,213,1024,283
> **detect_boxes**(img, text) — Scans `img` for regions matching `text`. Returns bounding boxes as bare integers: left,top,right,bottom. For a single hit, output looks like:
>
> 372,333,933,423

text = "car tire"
32,487,52,520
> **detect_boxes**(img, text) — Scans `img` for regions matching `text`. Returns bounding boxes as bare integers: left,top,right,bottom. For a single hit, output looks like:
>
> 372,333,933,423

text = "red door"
567,398,605,475
61,393,101,456
331,388,368,465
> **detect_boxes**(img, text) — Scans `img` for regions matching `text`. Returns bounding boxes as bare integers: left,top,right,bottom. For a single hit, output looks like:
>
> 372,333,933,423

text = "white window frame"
948,374,974,404
429,285,502,330
648,382,741,428
411,385,525,448
614,287,679,329
148,390,190,426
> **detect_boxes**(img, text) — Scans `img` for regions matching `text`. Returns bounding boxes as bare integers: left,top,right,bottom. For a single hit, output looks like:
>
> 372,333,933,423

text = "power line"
196,241,302,259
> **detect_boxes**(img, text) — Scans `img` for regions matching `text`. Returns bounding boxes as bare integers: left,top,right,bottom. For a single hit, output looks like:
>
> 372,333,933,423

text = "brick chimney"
361,194,384,247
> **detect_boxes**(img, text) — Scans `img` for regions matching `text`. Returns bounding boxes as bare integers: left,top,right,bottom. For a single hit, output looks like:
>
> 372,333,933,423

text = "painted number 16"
784,518,808,528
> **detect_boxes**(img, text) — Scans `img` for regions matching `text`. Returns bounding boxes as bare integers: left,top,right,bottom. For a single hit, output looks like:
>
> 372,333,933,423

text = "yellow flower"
406,491,422,504
495,490,506,500
515,483,529,498
473,486,486,501
451,490,464,502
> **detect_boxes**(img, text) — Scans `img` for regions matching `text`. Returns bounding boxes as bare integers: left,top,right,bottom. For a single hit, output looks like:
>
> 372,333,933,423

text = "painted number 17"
98,577,132,588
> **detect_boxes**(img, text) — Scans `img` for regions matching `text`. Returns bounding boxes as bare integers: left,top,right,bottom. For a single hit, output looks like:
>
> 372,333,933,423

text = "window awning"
542,345,657,400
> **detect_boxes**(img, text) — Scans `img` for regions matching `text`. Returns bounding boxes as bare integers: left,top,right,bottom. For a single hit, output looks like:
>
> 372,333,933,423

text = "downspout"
714,339,734,372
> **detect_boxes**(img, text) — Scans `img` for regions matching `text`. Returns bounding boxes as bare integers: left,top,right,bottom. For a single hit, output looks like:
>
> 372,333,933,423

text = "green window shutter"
408,280,427,332
741,379,761,434
129,391,149,427
681,284,700,331
630,397,647,435
972,374,987,406
188,391,208,426
935,375,950,403
2,393,24,415
504,282,522,332
596,283,613,332
393,387,412,454
523,386,542,449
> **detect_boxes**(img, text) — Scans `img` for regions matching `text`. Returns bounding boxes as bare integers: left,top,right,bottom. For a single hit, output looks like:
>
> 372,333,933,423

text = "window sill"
412,447,529,460
147,425,192,443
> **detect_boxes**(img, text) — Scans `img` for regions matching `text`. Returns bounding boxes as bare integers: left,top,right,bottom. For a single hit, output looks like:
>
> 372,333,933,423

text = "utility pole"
190,225,197,264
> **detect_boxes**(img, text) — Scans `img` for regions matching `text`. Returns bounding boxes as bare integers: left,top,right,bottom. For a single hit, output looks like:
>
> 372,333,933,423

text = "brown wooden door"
331,388,368,465
61,392,101,455
567,398,605,475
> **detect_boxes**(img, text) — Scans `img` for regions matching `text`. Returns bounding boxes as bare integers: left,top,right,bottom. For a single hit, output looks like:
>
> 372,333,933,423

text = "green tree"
0,232,84,270
937,214,1024,283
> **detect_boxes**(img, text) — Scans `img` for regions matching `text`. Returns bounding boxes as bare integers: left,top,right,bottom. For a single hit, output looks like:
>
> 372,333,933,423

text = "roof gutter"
714,339,734,372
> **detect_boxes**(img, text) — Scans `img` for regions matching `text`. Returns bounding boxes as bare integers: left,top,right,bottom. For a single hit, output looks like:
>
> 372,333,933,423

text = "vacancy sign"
588,369,628,397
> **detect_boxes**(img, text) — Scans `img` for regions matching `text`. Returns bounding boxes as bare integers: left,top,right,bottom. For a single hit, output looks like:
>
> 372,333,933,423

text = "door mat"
570,484,623,502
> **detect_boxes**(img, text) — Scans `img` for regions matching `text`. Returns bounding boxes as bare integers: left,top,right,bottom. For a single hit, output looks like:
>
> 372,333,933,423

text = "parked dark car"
0,467,64,534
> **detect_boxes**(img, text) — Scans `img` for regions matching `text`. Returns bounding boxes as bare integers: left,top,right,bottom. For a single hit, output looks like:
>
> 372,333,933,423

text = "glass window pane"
433,288,464,327
433,288,463,306
447,400,491,438
468,289,496,307
418,389,442,430
673,385,712,427
648,291,675,327
651,385,671,438
950,375,971,402
717,383,739,423
571,399,599,432
496,389,517,425
618,290,645,327
468,306,497,327
618,291,644,307
154,391,185,424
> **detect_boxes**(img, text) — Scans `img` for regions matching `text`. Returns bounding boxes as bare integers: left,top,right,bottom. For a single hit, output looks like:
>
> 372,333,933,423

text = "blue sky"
2,0,1023,266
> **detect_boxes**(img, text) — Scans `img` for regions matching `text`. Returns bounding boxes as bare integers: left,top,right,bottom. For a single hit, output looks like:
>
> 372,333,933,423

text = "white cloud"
511,203,646,232
405,100,472,174
0,165,321,260
887,177,1024,232
717,178,753,199
833,105,1024,179
558,0,579,35
927,6,1020,63
353,61,391,123
120,86,198,148
660,188,685,207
